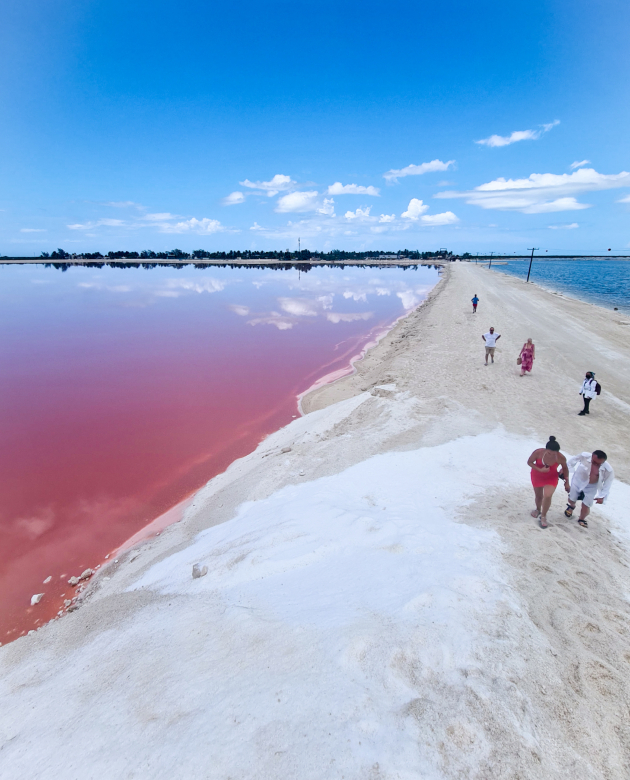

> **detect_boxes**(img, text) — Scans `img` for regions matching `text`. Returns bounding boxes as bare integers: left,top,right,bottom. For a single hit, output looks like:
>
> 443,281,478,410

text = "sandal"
578,519,588,528
564,504,574,518
531,509,541,518
539,516,548,529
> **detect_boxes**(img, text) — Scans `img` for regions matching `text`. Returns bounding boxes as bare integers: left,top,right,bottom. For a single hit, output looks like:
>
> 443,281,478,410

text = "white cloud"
278,297,319,317
379,214,396,223
327,182,380,196
143,213,179,221
476,120,559,147
240,174,296,197
67,218,126,230
477,130,538,147
20,228,46,233
275,191,320,213
617,194,630,203
159,217,226,234
342,291,367,302
326,311,373,324
397,290,421,310
436,167,630,212
161,278,226,295
77,282,132,293
548,223,579,229
229,304,250,316
95,218,126,227
570,160,590,170
401,199,429,220
318,294,334,309
344,207,374,222
522,197,589,213
67,211,229,234
384,159,455,183
105,201,143,209
420,211,459,225
247,314,294,330
317,198,335,216
222,191,245,205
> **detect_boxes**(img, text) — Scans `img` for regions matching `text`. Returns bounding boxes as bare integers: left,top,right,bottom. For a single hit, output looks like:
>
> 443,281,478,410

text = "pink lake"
0,262,439,641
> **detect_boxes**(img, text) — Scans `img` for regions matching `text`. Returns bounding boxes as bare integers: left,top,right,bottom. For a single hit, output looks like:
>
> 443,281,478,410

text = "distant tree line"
40,248,453,261
42,260,442,274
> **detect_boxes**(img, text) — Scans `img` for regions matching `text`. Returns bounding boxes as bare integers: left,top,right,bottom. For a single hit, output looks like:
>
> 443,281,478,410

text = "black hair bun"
545,436,560,451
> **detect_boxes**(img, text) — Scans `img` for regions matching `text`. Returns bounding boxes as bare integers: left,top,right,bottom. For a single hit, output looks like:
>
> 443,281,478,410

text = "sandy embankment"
2,263,630,779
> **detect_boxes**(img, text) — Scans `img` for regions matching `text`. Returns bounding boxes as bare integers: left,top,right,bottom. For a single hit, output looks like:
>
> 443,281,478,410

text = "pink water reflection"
0,264,438,640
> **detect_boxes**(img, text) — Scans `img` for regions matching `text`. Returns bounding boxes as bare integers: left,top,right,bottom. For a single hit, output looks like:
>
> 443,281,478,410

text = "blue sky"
1,0,629,255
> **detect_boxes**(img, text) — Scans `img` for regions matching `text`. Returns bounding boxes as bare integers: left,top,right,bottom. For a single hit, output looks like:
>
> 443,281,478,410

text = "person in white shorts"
482,327,501,364
564,450,614,528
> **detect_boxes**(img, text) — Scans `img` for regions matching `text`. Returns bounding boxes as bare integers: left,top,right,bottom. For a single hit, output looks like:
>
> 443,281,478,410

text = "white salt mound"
5,430,629,778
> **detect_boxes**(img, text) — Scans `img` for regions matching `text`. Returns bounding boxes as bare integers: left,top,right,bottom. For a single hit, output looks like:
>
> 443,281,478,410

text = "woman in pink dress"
519,338,535,376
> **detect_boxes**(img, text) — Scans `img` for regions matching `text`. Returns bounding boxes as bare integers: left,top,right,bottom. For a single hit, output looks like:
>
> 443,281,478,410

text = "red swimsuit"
531,452,561,488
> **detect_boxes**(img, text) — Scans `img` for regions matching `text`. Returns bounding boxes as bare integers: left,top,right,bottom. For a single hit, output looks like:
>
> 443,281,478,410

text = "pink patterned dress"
520,344,534,372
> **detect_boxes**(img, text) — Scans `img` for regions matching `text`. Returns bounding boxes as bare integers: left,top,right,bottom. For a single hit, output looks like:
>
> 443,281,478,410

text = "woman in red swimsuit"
527,436,570,528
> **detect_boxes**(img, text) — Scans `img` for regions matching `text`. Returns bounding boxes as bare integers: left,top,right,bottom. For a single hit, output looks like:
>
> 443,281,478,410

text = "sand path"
304,261,630,481
2,262,630,779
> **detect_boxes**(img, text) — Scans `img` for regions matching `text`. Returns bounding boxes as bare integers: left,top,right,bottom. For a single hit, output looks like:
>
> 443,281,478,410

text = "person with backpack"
578,371,600,416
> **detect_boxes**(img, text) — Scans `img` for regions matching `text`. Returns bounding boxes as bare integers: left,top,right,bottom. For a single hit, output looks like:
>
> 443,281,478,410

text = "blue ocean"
488,259,630,313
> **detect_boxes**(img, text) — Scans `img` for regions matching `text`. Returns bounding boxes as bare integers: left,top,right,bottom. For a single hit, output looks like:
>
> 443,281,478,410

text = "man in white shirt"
564,450,614,528
482,327,501,365
578,371,598,416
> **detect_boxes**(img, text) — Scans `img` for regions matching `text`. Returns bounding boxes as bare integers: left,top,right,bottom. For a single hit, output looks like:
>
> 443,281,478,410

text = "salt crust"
2,428,629,778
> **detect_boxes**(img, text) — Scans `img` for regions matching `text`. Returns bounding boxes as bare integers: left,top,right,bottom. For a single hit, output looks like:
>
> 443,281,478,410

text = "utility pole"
298,237,301,254
526,248,539,283
489,251,494,269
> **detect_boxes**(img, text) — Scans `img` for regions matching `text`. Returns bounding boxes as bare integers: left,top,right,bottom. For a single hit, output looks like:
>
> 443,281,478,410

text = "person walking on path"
519,338,535,376
578,371,598,415
564,450,614,528
471,294,479,313
482,327,501,364
527,436,570,528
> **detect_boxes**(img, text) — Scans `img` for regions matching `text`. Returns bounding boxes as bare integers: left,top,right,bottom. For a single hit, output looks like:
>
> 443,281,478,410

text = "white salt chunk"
192,563,208,579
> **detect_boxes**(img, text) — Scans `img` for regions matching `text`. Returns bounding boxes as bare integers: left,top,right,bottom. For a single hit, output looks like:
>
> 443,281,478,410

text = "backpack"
595,382,602,395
